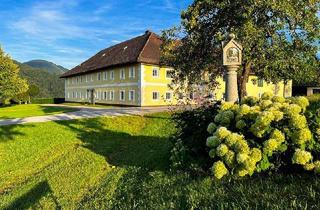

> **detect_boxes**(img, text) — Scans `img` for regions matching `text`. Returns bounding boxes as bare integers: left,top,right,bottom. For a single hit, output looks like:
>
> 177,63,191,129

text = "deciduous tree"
0,47,28,104
161,0,320,100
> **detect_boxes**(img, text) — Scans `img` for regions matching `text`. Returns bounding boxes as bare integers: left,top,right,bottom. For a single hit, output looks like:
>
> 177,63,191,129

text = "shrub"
31,98,65,104
206,93,320,179
170,103,221,171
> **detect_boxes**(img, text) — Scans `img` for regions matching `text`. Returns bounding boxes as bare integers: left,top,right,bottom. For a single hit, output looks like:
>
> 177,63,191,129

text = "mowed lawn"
0,104,77,119
1,113,320,209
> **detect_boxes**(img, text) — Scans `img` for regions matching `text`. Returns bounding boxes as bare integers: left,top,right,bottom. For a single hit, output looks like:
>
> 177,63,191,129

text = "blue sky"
0,0,192,69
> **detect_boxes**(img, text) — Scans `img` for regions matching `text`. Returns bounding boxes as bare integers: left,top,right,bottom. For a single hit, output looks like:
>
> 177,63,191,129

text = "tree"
0,47,28,104
27,84,40,103
161,0,320,100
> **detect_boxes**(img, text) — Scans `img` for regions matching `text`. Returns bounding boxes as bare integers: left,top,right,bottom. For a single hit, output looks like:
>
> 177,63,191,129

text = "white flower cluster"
206,92,319,179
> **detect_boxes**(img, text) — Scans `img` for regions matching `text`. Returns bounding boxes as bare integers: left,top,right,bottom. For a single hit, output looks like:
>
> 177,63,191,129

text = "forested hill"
23,60,68,74
15,60,67,98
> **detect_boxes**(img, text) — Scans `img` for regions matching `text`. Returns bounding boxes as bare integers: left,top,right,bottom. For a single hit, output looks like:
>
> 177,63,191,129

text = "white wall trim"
144,82,169,87
66,82,139,89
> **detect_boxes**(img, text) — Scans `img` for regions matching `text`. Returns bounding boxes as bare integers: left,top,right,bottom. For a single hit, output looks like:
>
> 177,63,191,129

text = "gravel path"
0,105,171,126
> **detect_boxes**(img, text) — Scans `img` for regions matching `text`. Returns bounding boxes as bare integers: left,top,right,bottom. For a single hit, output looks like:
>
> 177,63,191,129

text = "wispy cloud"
1,0,192,68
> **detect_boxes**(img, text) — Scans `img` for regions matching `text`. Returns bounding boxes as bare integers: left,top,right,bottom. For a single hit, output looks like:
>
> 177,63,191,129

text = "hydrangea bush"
206,92,320,179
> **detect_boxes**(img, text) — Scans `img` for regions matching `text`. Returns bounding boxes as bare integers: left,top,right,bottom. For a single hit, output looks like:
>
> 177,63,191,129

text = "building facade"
61,31,292,106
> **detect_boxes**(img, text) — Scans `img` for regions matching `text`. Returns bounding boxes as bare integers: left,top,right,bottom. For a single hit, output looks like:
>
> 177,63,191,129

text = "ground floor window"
110,91,114,101
129,90,135,101
120,90,125,101
152,91,160,100
165,92,172,100
104,91,108,100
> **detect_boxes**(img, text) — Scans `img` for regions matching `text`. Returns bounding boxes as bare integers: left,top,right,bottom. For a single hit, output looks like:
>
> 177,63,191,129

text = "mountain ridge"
15,60,65,98
23,59,69,75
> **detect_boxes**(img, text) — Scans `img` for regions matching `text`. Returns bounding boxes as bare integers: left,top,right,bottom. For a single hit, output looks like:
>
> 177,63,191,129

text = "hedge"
31,98,65,104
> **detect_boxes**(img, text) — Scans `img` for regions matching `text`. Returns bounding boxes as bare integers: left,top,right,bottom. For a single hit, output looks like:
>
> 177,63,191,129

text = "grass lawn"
1,112,320,209
0,104,77,119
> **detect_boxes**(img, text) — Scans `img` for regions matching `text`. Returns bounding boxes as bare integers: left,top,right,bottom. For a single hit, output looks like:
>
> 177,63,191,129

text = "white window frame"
120,69,126,80
103,71,108,80
104,91,108,100
152,91,160,101
91,74,94,81
128,90,135,101
110,71,114,80
129,67,135,78
97,72,102,81
165,92,172,100
119,90,125,101
152,68,159,78
110,90,114,101
86,75,88,83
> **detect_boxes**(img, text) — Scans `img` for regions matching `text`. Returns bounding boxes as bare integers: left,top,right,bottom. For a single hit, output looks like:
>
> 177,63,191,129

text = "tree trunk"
238,62,251,102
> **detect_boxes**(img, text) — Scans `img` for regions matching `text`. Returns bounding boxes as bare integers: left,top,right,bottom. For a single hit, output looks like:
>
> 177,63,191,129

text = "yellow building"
61,31,292,106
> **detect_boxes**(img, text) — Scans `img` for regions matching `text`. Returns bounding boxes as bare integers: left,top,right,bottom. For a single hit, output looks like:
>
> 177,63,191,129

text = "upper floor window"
85,75,88,83
120,69,126,79
129,67,135,78
166,69,174,79
258,79,264,87
152,91,160,100
91,74,94,81
103,71,108,80
97,72,102,81
76,77,79,84
128,90,135,101
152,68,159,78
110,71,114,80
104,91,108,100
120,90,125,101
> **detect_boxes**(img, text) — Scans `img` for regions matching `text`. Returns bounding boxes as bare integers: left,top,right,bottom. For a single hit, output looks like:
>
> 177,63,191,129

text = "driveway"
0,105,171,126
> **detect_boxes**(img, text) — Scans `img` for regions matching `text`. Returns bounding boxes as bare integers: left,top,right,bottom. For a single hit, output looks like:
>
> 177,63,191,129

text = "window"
96,91,99,100
152,91,160,100
110,90,114,101
110,71,114,80
258,79,264,87
129,67,135,78
80,76,83,83
76,77,79,84
129,90,135,101
103,71,107,80
152,68,159,77
120,90,125,101
104,91,108,100
166,69,174,79
86,75,88,83
165,92,172,100
91,74,94,81
97,72,102,81
120,69,126,79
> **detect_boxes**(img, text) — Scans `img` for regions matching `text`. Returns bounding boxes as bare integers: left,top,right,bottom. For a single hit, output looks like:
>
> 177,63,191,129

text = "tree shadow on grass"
4,180,61,210
0,124,33,141
56,118,172,171
39,105,77,114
